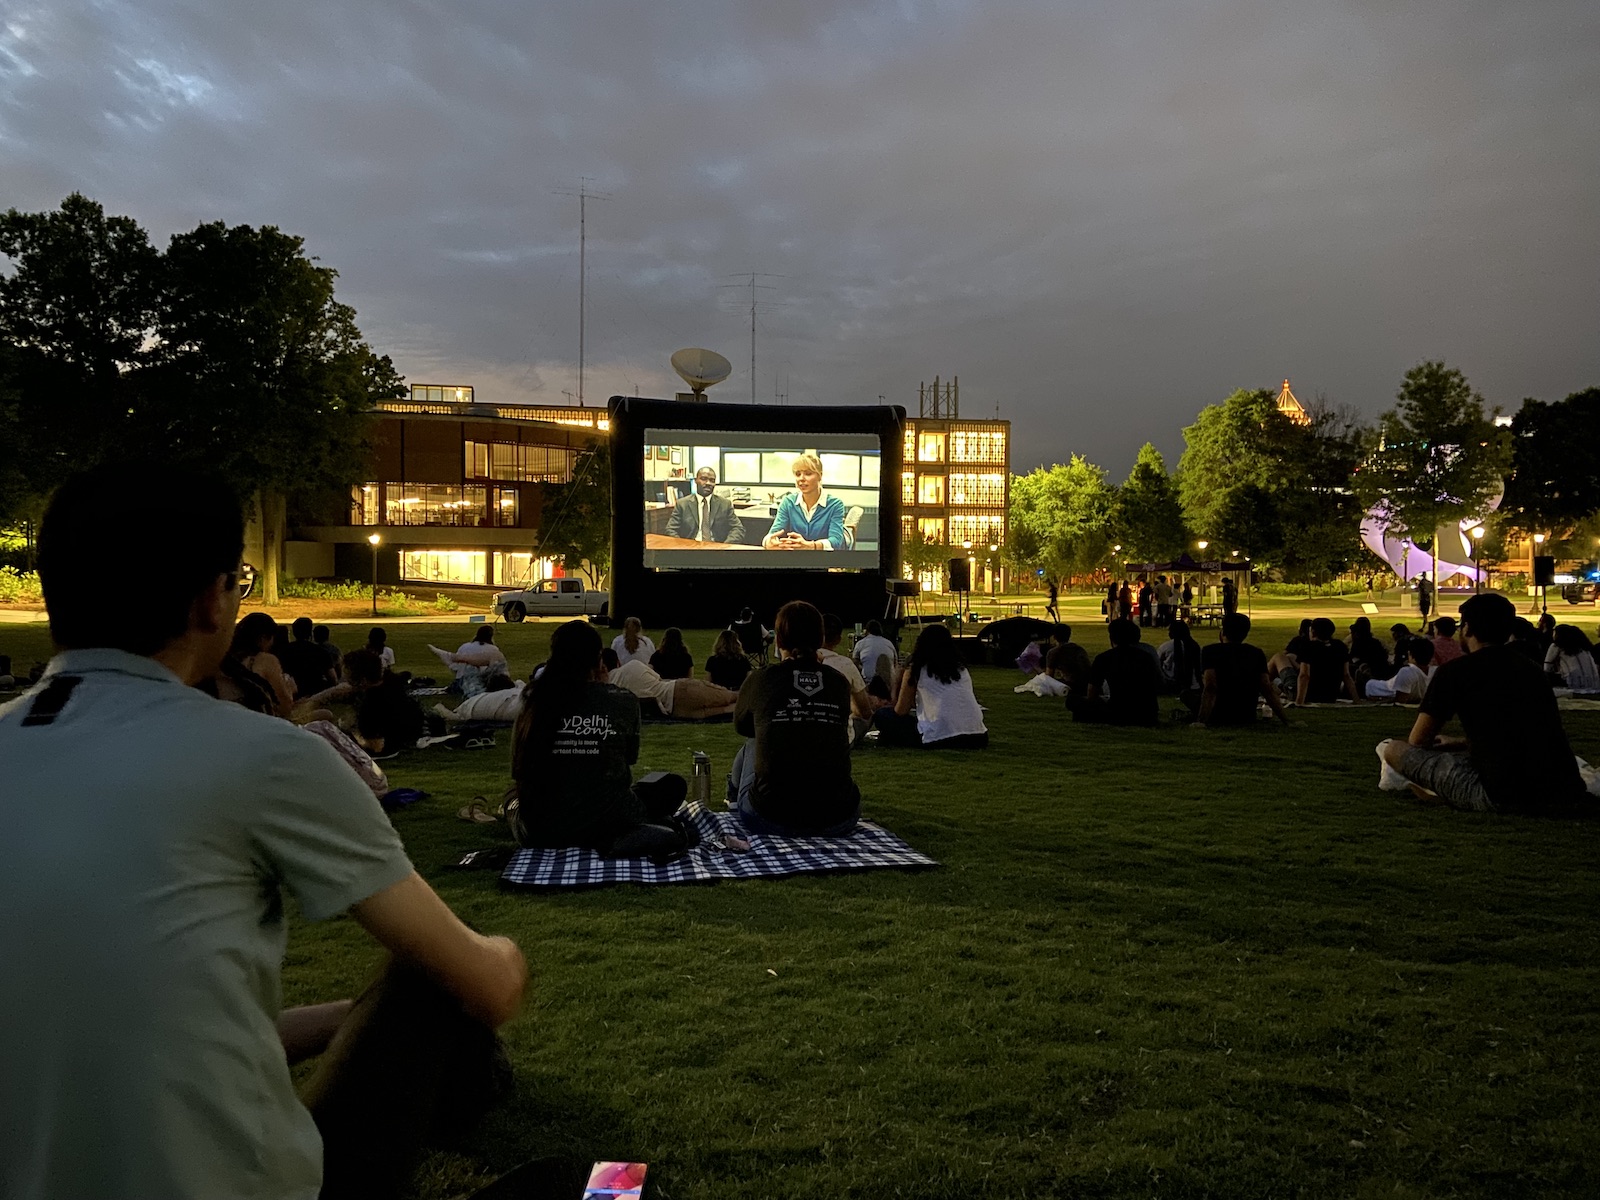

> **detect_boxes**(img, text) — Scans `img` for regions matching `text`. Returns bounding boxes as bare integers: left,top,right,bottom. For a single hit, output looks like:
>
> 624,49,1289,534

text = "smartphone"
582,1161,647,1198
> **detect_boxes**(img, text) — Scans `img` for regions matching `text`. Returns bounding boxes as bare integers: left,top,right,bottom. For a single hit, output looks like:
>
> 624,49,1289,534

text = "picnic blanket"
500,800,937,889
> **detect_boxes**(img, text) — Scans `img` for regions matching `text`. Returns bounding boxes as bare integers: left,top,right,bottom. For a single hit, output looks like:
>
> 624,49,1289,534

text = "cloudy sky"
3,1,1597,473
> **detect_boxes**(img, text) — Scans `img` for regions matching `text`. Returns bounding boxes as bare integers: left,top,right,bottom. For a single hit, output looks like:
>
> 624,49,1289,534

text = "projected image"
642,430,881,570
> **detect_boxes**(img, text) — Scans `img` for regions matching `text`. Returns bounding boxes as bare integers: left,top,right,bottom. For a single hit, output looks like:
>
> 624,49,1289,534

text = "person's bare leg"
670,679,738,719
278,1000,353,1065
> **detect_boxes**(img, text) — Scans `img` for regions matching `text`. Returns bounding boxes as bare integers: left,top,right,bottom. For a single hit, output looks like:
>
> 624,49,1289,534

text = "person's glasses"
233,563,258,601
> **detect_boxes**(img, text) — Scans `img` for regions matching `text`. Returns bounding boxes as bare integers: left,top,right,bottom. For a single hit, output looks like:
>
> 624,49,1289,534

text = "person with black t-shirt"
1381,592,1590,816
281,615,337,700
1346,617,1393,687
1295,617,1359,705
1068,618,1160,725
1196,613,1289,727
730,600,860,836
648,627,695,680
343,649,425,755
511,621,689,855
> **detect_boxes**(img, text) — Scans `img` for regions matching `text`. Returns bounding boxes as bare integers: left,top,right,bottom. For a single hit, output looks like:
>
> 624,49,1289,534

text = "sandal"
456,797,500,824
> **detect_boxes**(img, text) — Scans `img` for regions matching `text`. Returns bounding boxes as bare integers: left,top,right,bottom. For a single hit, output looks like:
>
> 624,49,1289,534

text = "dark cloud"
3,0,1597,473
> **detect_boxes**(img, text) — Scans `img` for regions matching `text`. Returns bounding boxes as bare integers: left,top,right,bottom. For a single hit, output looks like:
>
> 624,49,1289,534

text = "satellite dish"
670,348,732,398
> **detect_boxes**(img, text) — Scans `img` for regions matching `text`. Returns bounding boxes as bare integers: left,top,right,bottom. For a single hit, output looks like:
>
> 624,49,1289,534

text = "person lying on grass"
1364,637,1435,703
731,600,863,834
0,462,527,1200
610,654,739,720
510,619,693,857
873,621,990,748
1192,612,1289,727
1379,592,1592,816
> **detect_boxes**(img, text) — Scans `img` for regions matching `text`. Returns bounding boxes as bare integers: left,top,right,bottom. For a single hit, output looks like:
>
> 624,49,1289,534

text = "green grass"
4,609,1599,1198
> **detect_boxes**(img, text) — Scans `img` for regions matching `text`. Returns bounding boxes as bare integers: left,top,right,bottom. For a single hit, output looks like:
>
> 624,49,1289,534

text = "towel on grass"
500,800,937,889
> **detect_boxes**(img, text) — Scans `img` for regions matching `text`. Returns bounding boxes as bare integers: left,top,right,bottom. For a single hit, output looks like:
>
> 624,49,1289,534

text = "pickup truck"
491,578,609,622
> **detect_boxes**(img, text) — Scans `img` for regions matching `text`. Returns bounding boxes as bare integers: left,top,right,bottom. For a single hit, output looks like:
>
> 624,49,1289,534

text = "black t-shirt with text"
515,682,643,848
1088,645,1161,725
1419,645,1587,815
734,658,860,832
1200,641,1269,725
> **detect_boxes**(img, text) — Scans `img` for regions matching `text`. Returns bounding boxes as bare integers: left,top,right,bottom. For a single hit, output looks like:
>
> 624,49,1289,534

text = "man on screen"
666,467,744,544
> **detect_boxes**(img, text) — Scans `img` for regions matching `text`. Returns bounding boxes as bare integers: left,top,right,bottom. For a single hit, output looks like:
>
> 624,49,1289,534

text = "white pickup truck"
491,578,609,622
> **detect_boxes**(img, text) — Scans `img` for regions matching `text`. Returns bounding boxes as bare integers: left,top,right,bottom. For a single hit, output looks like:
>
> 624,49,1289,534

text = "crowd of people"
2,460,1595,1198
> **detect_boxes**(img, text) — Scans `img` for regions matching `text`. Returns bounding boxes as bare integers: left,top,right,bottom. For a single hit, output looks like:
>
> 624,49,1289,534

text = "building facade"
899,416,1011,592
291,385,608,589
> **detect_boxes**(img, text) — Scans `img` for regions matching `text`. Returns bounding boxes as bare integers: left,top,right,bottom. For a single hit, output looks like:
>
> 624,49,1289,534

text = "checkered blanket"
500,801,938,889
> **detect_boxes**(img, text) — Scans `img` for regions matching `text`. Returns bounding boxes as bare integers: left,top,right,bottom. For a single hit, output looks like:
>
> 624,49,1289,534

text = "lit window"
901,472,915,504
916,517,945,543
918,474,946,505
918,432,945,463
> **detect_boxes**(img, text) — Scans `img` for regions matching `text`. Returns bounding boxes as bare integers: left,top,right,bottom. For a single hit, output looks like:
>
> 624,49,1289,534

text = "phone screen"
582,1161,647,1198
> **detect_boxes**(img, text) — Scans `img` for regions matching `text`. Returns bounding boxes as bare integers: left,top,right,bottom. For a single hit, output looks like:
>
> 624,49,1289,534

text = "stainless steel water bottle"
691,750,711,806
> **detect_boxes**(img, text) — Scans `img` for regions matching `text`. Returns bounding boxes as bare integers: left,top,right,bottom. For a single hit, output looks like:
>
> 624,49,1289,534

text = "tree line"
0,194,405,602
1003,368,1600,592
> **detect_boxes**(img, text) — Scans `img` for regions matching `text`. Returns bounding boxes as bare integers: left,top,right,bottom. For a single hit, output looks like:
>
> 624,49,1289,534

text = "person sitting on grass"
367,625,396,669
648,626,695,680
872,622,990,748
1069,617,1161,726
704,628,753,691
1268,618,1314,698
0,462,526,1200
229,611,297,717
1295,617,1360,705
1362,636,1436,703
852,619,897,690
1045,625,1093,699
1156,618,1203,696
820,612,880,734
1194,613,1289,727
610,654,739,720
1544,624,1600,691
1430,615,1465,666
1379,592,1591,815
611,616,656,667
510,619,692,857
1346,616,1394,689
282,615,337,699
430,626,509,698
730,600,862,834
314,623,341,672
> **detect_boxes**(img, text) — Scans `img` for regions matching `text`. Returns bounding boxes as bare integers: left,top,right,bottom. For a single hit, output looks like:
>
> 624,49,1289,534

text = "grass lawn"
4,604,1599,1198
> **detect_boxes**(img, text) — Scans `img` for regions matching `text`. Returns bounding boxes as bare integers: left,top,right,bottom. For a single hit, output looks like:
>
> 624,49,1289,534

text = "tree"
1112,443,1188,563
1356,361,1509,598
902,524,949,585
1006,457,1117,589
536,442,612,586
1502,387,1600,537
0,194,160,511
1176,388,1294,542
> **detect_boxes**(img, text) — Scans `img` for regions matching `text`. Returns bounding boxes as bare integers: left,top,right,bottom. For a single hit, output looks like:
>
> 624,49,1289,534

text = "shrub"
279,578,370,601
377,588,424,616
1256,580,1368,598
432,593,459,612
0,567,43,604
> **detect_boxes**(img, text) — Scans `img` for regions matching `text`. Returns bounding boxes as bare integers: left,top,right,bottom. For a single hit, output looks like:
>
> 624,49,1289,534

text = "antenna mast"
723,272,782,402
555,179,611,405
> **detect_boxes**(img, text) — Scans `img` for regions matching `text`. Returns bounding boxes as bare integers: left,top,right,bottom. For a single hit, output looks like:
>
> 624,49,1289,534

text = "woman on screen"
761,453,847,551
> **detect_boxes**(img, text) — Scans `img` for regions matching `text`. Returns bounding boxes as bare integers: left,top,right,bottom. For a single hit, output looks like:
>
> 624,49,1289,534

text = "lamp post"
1533,532,1547,615
368,533,381,616
1471,525,1485,593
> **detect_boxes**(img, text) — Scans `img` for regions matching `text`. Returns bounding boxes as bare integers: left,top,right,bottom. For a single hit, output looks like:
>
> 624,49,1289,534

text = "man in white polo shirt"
0,464,527,1200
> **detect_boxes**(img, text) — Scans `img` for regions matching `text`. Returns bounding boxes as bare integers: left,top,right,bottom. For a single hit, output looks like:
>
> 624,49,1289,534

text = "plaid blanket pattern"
500,801,937,889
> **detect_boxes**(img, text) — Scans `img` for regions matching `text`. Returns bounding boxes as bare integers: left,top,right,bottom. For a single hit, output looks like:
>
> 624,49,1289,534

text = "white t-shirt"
818,648,867,694
611,658,675,714
1545,645,1600,691
1365,663,1434,700
914,669,987,742
852,633,896,681
452,639,507,668
611,634,656,667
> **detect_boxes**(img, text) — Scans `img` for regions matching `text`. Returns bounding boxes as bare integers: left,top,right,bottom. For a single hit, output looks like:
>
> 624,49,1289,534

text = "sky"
3,0,1598,476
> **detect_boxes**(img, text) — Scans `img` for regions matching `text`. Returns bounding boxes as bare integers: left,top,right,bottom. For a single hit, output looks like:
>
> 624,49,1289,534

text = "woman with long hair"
705,628,752,691
610,616,655,667
1546,624,1600,691
1157,619,1203,695
512,620,689,856
649,627,694,680
871,623,988,749
227,612,295,717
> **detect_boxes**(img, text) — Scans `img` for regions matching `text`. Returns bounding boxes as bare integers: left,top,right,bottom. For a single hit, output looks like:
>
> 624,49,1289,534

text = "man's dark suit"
666,492,744,543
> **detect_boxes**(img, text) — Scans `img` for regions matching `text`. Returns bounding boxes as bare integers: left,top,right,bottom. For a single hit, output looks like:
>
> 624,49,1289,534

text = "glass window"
350,484,380,526
723,452,761,482
948,428,1008,464
493,551,562,587
917,474,946,505
383,483,488,526
400,549,486,585
947,472,1006,506
918,432,945,463
762,452,799,485
916,517,945,543
948,514,1004,547
860,455,880,488
819,453,859,488
901,472,915,504
493,487,519,526
903,425,916,464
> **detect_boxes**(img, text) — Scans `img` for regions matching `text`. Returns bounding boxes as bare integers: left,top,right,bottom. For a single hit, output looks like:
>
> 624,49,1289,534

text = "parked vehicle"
491,578,609,622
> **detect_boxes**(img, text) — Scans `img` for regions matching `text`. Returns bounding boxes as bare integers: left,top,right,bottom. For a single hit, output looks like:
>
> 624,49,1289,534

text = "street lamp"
1197,540,1208,552
1533,532,1547,614
1471,525,1485,593
367,533,381,616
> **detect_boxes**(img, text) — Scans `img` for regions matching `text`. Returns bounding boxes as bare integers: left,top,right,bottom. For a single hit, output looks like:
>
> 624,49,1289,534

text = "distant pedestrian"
1416,576,1433,627
1221,576,1238,617
1045,579,1060,624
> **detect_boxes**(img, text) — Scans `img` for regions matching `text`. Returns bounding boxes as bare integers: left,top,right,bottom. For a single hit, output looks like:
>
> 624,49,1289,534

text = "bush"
432,593,459,612
1256,580,1368,598
377,588,424,616
0,566,42,604
279,578,370,601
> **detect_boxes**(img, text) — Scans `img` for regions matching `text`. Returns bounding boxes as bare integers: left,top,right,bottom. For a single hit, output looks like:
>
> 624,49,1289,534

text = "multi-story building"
290,384,607,589
899,415,1010,592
